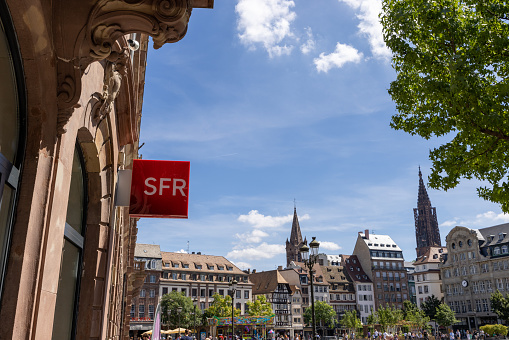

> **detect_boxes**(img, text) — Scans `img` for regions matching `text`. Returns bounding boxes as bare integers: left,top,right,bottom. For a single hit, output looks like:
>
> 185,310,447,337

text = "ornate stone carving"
54,0,212,135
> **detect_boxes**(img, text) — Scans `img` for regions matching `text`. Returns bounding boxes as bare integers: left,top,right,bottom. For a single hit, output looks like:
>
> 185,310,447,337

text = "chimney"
197,252,201,255
365,229,369,240
278,265,283,270
192,252,195,254
252,269,256,273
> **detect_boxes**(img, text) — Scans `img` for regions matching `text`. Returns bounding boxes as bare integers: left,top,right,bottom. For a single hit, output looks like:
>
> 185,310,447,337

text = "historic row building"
0,1,213,339
440,224,509,330
160,251,253,315
353,230,409,310
130,244,163,336
414,246,446,308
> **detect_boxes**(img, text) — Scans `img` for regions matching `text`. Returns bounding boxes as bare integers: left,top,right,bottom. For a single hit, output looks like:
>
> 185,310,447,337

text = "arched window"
502,245,508,254
494,247,501,256
52,144,87,340
0,3,26,302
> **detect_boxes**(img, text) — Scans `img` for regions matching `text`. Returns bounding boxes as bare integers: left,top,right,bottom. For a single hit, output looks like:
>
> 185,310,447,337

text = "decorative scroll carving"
96,50,129,120
54,0,212,135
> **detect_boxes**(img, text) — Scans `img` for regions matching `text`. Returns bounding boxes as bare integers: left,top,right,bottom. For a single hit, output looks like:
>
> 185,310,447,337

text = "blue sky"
136,0,508,271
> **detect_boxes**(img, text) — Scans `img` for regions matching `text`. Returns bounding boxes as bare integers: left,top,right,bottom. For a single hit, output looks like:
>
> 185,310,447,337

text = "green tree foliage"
247,295,273,316
403,300,419,320
381,0,509,212
376,305,403,333
480,324,508,337
205,293,240,318
490,290,509,322
367,310,378,327
405,308,430,333
303,301,337,328
161,291,198,328
421,295,442,321
341,310,362,336
435,304,458,328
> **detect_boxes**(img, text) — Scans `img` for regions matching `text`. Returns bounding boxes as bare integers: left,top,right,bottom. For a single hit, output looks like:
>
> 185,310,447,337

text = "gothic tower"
414,168,442,257
286,207,306,267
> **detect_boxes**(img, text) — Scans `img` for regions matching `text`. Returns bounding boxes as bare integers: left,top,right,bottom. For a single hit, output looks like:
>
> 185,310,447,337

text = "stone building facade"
342,255,375,324
321,263,357,326
414,246,446,308
0,1,212,339
440,224,509,330
130,244,163,336
160,252,252,314
353,230,409,310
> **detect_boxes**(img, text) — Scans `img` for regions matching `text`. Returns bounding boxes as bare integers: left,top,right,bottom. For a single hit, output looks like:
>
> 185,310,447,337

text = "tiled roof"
478,223,509,247
414,246,447,264
249,270,289,295
360,233,402,251
161,252,246,275
134,244,162,258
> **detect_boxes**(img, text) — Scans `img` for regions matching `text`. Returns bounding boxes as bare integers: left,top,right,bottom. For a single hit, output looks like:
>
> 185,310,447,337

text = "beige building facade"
0,1,212,339
440,224,509,330
160,252,252,314
414,246,446,308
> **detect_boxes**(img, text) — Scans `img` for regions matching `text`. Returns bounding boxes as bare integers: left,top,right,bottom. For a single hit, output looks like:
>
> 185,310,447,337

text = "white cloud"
235,229,270,243
300,27,315,55
440,220,457,228
238,209,310,229
318,241,341,251
236,0,297,58
227,243,285,260
314,43,363,73
337,0,391,59
441,211,509,229
176,249,187,253
232,261,252,270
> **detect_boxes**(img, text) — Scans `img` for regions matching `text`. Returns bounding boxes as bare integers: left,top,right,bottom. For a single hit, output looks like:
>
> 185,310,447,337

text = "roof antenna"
187,241,190,254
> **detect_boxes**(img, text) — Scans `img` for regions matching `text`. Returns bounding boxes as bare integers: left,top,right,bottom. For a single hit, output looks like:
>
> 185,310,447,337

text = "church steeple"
290,207,303,246
286,206,305,267
414,167,442,257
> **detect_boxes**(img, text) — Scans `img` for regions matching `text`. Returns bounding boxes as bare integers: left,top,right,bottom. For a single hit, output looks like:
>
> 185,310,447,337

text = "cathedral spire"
290,206,303,245
286,206,304,267
414,168,442,257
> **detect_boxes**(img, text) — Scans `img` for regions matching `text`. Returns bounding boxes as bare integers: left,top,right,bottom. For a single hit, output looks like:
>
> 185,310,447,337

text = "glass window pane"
65,148,84,234
0,17,19,163
52,239,80,340
0,184,13,278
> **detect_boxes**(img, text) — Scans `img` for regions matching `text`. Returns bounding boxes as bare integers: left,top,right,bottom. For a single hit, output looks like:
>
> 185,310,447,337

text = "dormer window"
173,262,179,268
499,233,505,241
227,266,233,271
196,264,202,269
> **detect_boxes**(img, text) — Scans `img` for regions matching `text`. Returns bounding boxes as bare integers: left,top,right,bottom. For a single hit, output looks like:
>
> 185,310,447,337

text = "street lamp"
300,237,320,340
193,298,198,339
177,306,183,338
229,279,238,340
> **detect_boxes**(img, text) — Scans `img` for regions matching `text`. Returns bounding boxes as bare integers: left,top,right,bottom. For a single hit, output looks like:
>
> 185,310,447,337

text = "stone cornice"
55,0,213,134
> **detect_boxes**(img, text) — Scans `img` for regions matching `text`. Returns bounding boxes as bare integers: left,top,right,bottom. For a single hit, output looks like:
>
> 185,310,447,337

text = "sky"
136,0,509,272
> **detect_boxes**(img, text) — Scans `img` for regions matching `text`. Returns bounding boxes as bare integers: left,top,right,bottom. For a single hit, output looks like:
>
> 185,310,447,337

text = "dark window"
0,3,26,304
52,144,87,340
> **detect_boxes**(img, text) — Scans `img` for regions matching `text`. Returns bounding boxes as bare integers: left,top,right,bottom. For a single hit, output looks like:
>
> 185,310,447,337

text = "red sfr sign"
129,159,190,218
